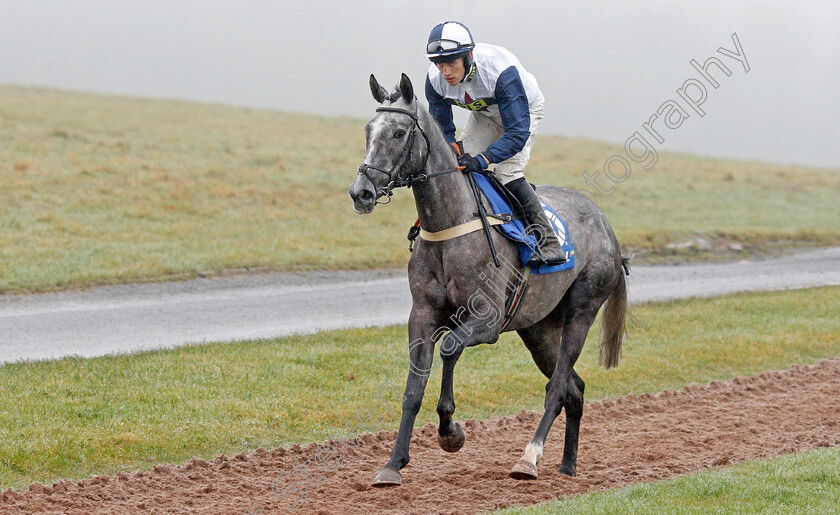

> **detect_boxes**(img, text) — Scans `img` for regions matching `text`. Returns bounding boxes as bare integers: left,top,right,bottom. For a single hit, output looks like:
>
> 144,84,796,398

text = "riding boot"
505,177,567,266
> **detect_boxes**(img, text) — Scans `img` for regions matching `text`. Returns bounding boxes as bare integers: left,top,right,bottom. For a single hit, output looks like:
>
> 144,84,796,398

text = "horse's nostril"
360,190,374,202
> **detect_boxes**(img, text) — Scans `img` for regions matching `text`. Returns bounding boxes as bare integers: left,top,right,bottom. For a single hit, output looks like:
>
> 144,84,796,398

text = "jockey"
424,21,566,266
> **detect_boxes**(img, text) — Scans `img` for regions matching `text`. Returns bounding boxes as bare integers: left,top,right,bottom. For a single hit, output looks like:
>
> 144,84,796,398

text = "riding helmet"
426,21,475,64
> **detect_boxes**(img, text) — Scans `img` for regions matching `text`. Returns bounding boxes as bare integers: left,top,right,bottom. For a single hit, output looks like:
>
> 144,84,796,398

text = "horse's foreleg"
436,330,466,452
372,320,435,487
436,307,502,451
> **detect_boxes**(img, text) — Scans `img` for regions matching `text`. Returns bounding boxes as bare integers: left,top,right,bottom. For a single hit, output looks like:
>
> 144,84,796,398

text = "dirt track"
3,359,840,514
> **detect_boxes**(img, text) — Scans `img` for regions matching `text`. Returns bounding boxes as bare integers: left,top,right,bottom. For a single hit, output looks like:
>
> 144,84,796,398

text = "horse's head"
348,74,429,214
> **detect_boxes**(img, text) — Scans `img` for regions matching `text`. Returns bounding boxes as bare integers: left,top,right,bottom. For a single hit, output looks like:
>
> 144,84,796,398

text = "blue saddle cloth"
472,173,575,274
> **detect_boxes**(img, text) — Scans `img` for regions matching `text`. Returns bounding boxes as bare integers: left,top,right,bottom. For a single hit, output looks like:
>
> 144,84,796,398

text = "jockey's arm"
425,75,457,144
479,66,531,169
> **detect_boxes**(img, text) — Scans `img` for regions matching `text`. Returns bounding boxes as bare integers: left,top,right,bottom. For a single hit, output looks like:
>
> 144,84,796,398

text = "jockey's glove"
458,153,489,173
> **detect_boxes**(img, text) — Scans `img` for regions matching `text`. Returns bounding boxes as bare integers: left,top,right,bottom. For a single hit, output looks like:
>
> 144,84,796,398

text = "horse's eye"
394,130,406,139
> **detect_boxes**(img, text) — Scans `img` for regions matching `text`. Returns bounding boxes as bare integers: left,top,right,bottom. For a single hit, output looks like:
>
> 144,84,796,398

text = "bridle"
356,101,457,204
355,97,511,270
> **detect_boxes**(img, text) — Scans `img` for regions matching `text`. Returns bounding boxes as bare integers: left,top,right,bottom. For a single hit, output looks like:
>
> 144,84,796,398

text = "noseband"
356,103,433,204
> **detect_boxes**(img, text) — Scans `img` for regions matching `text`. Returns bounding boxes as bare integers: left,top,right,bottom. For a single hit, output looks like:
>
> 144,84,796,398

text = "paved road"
2,248,839,365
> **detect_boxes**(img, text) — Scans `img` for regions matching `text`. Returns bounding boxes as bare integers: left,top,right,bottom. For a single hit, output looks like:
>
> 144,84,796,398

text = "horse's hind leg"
511,367,585,479
511,276,607,480
518,309,563,380
559,369,584,476
509,309,563,479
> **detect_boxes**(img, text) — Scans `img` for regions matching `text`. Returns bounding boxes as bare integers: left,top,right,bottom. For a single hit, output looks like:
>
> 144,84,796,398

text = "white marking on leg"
521,441,544,465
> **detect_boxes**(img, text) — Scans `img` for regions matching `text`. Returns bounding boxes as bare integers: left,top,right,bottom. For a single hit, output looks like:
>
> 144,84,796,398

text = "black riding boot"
505,177,567,266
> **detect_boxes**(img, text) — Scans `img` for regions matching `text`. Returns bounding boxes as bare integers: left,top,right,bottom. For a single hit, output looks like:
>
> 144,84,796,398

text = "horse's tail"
599,256,630,369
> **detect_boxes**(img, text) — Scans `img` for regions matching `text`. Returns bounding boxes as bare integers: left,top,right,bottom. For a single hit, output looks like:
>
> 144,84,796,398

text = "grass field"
492,446,840,514
2,86,839,293
0,286,838,491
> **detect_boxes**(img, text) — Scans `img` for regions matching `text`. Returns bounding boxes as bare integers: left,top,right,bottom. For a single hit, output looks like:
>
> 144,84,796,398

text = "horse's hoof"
371,467,402,487
558,463,577,477
437,422,466,453
509,460,538,480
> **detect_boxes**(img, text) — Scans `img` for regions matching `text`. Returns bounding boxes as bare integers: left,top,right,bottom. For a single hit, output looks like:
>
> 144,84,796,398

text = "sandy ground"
3,358,839,514
2,247,839,364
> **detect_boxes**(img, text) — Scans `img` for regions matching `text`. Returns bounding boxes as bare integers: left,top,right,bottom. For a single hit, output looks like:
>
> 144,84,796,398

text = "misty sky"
1,0,838,168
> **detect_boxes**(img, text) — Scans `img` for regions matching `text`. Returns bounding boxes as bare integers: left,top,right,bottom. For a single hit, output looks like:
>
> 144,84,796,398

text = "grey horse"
348,74,628,486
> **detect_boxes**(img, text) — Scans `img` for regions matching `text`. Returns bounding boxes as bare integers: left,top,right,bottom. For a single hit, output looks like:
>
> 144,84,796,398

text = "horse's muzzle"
348,174,376,214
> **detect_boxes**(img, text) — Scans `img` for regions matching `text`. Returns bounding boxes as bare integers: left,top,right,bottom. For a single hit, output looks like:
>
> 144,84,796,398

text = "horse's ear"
399,73,414,103
370,74,389,104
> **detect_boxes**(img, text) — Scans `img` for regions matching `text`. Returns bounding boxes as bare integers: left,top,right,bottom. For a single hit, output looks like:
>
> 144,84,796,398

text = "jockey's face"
436,54,468,85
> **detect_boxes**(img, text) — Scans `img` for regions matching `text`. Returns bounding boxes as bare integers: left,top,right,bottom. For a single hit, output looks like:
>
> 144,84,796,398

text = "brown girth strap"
500,266,531,332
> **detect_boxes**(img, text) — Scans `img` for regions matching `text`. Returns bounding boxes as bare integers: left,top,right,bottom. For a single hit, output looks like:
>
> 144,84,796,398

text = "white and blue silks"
426,43,542,170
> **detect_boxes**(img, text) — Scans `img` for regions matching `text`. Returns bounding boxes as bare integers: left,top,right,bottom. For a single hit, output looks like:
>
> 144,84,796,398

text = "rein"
357,100,502,266
356,103,459,204
354,91,534,338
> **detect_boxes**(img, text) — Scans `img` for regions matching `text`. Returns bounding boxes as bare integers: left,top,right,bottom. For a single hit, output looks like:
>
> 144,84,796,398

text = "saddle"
470,172,576,274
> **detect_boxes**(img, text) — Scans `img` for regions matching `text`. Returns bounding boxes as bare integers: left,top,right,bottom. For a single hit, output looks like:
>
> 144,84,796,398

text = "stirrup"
527,255,567,267
527,246,566,266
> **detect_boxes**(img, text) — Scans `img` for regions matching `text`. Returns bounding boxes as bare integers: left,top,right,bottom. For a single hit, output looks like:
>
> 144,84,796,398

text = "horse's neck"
412,158,476,233
412,119,477,233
